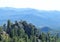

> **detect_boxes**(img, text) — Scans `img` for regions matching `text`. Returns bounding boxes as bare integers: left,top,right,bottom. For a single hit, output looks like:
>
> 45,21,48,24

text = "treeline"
0,20,59,42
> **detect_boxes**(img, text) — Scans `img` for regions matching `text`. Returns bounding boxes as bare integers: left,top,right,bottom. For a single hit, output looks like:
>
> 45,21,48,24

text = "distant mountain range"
0,7,60,30
40,27,52,32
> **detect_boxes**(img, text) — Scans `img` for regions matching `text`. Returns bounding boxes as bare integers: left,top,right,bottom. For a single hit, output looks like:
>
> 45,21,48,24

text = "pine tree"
3,24,6,31
18,28,25,38
47,32,50,42
0,27,3,41
6,20,12,36
25,34,28,42
33,36,37,42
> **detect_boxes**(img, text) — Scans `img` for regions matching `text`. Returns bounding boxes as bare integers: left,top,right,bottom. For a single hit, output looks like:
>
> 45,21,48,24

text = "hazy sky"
0,0,60,10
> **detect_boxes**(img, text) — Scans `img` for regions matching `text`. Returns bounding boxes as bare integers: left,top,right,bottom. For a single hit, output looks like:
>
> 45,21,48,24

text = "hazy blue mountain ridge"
0,7,60,30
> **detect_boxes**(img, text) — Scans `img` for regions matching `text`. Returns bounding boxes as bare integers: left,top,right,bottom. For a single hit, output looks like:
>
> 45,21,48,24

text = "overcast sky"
0,0,60,10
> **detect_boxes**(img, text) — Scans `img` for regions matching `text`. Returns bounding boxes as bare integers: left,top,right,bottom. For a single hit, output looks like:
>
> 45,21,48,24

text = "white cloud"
0,0,60,10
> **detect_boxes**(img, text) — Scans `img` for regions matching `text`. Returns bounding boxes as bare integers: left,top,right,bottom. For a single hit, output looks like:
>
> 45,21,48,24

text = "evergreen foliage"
0,20,59,42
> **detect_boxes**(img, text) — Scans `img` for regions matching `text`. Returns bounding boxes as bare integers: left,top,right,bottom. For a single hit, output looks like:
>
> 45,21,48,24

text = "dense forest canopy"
0,20,60,42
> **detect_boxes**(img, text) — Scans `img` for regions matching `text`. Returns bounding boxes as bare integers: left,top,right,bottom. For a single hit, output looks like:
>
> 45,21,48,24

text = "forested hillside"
0,20,59,42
